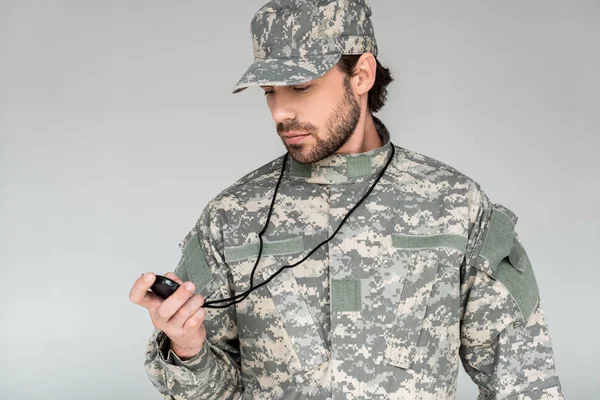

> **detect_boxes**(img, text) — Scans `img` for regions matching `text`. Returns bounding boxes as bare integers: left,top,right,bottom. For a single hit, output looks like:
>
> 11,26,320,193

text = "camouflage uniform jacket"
144,117,564,399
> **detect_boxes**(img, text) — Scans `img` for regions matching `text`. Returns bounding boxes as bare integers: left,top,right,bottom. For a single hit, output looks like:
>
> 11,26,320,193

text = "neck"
335,112,382,154
286,115,393,185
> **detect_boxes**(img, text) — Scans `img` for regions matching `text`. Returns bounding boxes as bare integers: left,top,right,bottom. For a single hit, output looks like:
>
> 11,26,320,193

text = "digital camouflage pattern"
232,0,378,93
144,117,563,399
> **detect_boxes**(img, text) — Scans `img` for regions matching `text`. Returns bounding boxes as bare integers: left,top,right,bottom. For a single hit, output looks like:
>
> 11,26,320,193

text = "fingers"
131,271,206,337
154,281,197,321
169,293,206,329
129,272,162,310
183,307,206,332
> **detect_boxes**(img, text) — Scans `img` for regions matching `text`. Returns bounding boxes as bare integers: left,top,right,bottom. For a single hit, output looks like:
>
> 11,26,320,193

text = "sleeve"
459,184,564,400
143,200,244,400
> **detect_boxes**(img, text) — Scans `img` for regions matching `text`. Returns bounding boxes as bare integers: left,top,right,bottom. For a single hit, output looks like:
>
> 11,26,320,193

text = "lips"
283,133,309,144
281,132,309,138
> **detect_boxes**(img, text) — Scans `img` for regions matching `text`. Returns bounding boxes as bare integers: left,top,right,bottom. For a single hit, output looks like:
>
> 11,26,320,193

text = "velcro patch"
181,233,214,294
498,236,539,322
479,207,515,275
331,279,361,312
479,205,540,322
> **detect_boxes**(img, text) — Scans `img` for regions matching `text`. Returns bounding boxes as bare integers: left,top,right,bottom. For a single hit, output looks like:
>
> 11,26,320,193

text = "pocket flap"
499,235,540,322
384,252,441,369
261,265,327,373
508,235,527,272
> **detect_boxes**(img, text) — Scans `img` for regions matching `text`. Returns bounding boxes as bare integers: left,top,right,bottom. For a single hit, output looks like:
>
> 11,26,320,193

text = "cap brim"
231,53,342,94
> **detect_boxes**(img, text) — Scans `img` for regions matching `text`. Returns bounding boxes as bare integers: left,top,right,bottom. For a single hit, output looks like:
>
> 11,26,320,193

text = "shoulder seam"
395,144,475,182
215,155,285,200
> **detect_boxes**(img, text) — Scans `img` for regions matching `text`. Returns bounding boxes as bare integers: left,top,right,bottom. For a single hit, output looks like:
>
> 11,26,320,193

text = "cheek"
303,101,332,128
311,88,346,121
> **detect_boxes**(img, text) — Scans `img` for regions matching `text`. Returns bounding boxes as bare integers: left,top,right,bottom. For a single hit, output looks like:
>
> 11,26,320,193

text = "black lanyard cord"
203,144,396,309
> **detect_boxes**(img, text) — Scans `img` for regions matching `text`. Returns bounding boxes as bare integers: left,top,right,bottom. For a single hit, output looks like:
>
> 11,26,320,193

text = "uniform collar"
285,116,393,184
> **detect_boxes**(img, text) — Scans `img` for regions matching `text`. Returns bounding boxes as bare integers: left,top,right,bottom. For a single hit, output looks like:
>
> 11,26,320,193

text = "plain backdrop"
1,0,598,398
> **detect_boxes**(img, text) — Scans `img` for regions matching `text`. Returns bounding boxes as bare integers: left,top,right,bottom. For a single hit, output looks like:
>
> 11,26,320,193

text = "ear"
350,52,377,96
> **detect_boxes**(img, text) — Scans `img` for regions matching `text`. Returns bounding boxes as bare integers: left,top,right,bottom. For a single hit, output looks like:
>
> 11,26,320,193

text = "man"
130,0,564,398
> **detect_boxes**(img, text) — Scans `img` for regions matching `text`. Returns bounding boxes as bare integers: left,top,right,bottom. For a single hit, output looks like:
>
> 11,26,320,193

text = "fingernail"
184,282,195,292
144,273,154,283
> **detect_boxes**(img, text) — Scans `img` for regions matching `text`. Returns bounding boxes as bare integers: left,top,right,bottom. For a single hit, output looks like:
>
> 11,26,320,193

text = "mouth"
281,131,309,139
282,132,310,144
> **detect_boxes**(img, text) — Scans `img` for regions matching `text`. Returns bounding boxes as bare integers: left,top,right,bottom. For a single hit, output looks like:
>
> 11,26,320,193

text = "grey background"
1,0,598,398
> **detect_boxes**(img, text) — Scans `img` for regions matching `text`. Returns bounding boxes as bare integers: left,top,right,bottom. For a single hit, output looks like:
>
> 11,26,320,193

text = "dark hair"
337,54,394,113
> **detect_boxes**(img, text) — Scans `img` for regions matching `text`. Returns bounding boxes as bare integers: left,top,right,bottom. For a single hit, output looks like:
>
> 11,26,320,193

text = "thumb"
163,272,184,286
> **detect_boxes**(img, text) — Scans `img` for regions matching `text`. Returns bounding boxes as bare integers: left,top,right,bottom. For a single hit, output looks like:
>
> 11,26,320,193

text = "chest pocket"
224,235,328,391
383,233,466,370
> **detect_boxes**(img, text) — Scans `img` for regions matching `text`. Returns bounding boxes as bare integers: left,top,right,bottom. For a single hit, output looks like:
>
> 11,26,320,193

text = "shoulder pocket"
477,204,540,323
174,233,215,295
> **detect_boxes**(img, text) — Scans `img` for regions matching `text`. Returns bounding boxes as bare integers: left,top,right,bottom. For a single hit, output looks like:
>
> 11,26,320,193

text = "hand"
130,272,207,359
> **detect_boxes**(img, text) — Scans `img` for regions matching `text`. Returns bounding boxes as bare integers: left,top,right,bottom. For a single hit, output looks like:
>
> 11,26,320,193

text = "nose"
269,92,297,126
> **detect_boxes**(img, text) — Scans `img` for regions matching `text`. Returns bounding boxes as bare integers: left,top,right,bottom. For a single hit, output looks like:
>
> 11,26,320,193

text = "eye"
293,85,311,93
263,89,274,96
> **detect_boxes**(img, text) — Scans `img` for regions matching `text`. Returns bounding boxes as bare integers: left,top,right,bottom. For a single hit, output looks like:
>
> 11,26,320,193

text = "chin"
287,147,314,164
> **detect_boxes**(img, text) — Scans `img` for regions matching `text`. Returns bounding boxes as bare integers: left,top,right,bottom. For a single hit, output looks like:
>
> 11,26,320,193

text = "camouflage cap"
232,0,378,93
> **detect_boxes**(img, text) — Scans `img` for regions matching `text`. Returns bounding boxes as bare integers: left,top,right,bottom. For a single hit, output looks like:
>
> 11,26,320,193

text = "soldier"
129,0,564,398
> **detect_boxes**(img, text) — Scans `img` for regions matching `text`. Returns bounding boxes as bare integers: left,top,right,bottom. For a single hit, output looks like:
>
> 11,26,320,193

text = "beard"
277,76,362,164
